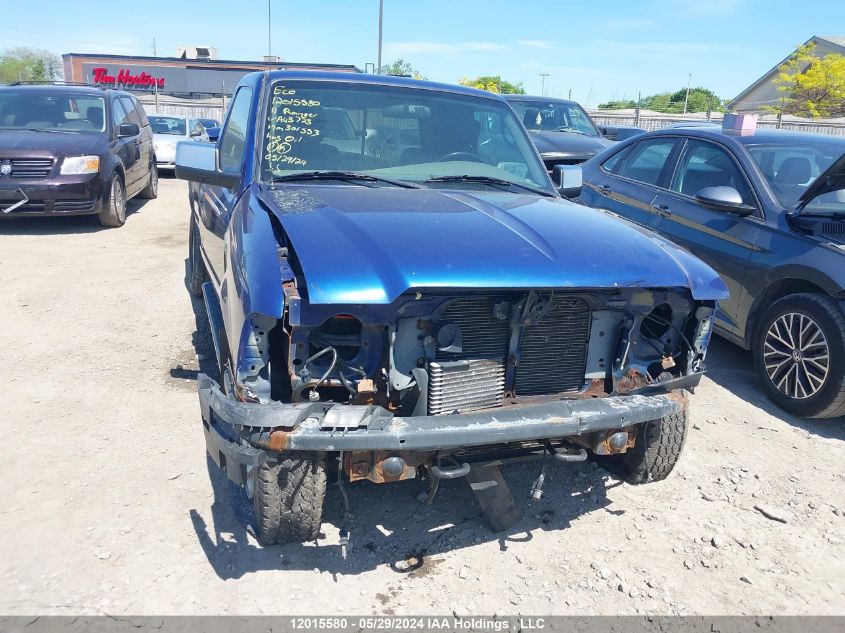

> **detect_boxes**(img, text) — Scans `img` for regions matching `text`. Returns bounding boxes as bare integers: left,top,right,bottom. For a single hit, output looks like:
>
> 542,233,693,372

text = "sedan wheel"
763,312,830,399
754,293,845,418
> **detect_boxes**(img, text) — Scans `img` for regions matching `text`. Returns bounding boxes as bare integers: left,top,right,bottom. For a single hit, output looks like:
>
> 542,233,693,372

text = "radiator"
426,295,591,415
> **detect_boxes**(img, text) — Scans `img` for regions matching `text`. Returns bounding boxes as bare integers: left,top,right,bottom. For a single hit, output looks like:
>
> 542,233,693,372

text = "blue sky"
2,0,844,105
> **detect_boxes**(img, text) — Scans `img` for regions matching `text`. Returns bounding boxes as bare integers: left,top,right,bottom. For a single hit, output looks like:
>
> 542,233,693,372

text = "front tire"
753,293,845,418
595,407,688,484
98,174,126,227
252,452,327,545
187,216,207,297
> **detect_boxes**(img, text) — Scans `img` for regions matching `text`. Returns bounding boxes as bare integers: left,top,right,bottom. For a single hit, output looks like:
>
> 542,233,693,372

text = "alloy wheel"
763,312,830,399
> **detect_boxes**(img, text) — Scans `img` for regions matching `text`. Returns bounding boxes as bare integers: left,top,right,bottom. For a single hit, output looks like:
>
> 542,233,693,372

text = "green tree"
458,75,525,94
379,59,426,80
599,88,725,113
598,99,637,110
770,43,845,118
0,47,61,84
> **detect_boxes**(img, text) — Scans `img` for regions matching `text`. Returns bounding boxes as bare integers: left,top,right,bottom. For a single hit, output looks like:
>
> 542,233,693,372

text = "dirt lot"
0,177,843,616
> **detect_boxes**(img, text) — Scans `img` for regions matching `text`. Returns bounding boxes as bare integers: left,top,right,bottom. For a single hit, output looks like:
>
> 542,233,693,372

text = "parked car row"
3,73,844,552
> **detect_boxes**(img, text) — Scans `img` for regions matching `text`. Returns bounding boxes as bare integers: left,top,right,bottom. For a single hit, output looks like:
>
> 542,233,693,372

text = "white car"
150,115,209,170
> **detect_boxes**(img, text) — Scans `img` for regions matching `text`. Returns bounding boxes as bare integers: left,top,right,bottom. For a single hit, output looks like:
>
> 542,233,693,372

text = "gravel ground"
0,177,843,616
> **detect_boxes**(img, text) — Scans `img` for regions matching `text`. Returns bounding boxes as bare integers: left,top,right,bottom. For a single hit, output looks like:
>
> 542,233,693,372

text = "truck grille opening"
514,297,590,395
426,295,592,414
427,297,509,415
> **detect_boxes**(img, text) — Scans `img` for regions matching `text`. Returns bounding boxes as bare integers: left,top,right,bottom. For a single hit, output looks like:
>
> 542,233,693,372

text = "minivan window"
119,97,141,127
615,138,677,186
220,87,253,172
0,91,105,132
111,98,130,130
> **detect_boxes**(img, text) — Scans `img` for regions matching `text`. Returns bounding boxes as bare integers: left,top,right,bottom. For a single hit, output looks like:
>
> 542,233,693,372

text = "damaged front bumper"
198,372,697,485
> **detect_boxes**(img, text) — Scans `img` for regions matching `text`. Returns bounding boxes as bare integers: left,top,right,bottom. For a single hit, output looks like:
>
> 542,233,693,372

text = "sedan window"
615,138,677,186
670,139,754,204
746,143,845,207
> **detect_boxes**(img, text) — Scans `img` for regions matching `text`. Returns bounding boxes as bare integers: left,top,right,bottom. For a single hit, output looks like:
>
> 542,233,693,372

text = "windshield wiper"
26,128,80,134
424,174,555,197
556,126,589,135
268,170,421,189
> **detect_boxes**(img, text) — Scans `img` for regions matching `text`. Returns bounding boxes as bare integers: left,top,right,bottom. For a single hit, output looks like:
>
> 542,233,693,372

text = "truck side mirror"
553,164,583,199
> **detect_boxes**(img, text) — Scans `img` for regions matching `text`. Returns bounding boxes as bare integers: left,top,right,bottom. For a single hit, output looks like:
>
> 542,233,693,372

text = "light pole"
268,0,272,59
376,0,384,74
683,72,692,114
539,73,550,97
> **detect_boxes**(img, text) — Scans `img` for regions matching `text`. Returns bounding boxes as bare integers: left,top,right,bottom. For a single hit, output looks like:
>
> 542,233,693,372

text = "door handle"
651,203,672,217
597,184,611,196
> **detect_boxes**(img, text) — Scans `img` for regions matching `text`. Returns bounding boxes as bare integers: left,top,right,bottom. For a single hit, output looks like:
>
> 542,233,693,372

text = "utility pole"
683,72,692,114
376,0,384,74
539,73,550,97
268,0,272,59
568,88,572,100
635,91,641,127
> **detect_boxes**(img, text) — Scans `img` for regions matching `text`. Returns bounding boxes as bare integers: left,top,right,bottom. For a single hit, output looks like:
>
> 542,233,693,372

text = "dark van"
0,84,157,227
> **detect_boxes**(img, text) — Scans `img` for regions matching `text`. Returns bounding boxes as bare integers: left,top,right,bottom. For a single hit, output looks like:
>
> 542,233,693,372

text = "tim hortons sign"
91,67,166,89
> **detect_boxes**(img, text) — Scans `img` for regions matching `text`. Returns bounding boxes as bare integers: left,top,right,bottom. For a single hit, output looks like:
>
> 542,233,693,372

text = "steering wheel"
437,151,484,163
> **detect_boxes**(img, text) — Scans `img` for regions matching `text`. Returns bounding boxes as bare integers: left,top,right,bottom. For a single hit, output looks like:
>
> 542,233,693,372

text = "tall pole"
539,73,550,97
268,0,272,59
376,0,384,74
683,72,692,114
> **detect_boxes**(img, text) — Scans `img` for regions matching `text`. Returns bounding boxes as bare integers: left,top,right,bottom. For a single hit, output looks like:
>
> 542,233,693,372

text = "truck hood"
258,185,728,305
529,130,614,160
0,129,105,156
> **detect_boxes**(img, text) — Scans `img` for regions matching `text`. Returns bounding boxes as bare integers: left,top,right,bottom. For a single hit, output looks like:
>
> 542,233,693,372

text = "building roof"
817,35,845,49
728,36,845,111
62,52,361,72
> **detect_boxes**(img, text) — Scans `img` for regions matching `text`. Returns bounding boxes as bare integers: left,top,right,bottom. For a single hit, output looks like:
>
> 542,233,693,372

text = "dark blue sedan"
578,126,845,419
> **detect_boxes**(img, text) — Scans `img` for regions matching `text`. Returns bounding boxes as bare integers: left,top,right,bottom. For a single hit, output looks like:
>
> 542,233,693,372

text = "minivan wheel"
98,175,126,227
753,293,845,418
138,165,158,199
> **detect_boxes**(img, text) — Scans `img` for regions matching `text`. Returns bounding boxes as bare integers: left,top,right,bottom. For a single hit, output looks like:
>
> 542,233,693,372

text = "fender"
222,186,286,378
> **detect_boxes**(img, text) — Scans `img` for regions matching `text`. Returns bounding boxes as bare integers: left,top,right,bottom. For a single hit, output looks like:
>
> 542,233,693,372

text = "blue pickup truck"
176,71,726,549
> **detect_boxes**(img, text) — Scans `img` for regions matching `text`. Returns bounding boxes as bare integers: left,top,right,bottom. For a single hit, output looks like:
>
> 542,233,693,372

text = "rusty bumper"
198,373,695,482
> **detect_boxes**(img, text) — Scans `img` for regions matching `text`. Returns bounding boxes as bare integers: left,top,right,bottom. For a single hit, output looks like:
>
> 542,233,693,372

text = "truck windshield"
507,100,600,137
261,80,555,194
0,91,105,133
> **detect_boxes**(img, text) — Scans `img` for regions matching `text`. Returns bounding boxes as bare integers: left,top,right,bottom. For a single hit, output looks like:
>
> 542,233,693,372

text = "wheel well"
746,278,829,346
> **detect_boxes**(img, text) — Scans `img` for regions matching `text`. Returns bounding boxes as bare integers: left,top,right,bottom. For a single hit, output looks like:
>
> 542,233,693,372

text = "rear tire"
595,407,688,484
753,293,845,418
137,165,158,199
187,216,207,297
98,174,126,227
